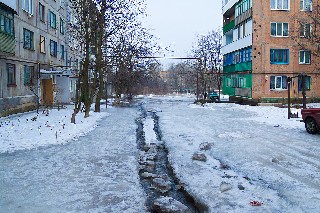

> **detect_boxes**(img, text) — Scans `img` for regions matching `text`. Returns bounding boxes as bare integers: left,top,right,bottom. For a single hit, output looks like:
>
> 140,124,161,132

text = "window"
50,40,57,57
270,76,288,90
271,22,289,37
49,11,56,29
24,65,35,85
23,28,34,50
40,35,46,53
235,0,252,17
22,0,34,15
0,8,14,36
60,18,64,34
39,3,45,22
270,0,289,10
60,44,65,59
270,49,289,64
298,76,311,91
299,50,311,64
300,0,312,11
300,23,311,37
7,63,16,85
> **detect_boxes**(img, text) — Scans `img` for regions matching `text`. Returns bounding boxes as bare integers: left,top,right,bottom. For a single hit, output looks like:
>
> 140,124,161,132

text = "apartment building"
0,0,80,116
222,0,320,102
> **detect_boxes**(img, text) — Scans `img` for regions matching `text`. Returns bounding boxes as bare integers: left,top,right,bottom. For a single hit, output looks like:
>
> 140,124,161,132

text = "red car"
301,108,320,134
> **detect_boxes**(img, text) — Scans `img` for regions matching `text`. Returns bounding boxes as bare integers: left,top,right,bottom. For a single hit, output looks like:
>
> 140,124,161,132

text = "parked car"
301,108,320,134
209,91,219,101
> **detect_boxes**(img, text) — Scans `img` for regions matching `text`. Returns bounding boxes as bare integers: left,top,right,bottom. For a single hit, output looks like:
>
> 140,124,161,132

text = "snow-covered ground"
1,95,319,212
147,95,320,212
0,105,109,153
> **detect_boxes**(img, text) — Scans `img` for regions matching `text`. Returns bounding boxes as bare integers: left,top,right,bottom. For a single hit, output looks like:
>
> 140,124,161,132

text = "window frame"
23,28,34,50
299,50,311,64
300,23,312,38
300,0,312,11
60,17,64,34
7,63,16,86
23,65,35,86
0,9,14,36
298,75,311,91
60,44,65,59
49,10,56,29
270,49,289,64
39,3,45,22
270,75,288,90
271,22,289,37
40,35,46,53
22,0,34,15
270,0,290,10
50,39,57,57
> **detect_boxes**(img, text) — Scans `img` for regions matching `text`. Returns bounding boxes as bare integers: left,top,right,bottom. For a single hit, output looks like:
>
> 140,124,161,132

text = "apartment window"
0,9,14,36
300,23,311,37
298,76,311,91
23,28,34,50
49,11,56,29
22,0,34,15
299,50,311,64
270,76,288,90
24,65,35,85
300,0,312,11
235,0,252,17
39,3,45,22
271,22,289,37
7,63,16,85
270,49,289,64
39,35,45,53
239,78,245,87
60,18,64,34
270,0,289,10
50,40,57,57
60,44,65,59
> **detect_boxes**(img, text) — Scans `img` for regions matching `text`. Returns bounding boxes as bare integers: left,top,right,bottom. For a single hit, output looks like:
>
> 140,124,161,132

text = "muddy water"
136,105,207,212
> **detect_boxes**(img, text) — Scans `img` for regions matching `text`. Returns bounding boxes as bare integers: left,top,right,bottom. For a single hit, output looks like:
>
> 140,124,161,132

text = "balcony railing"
223,20,235,34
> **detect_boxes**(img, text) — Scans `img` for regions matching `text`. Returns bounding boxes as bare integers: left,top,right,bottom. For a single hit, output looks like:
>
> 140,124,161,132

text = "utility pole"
287,77,291,119
301,73,307,109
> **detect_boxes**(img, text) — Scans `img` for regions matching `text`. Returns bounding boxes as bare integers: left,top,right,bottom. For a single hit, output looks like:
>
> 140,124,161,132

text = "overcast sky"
143,0,222,66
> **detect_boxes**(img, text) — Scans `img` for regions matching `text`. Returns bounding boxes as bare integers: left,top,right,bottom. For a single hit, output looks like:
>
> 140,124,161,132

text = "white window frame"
22,0,34,15
270,0,290,10
299,50,311,64
270,75,288,90
271,22,289,37
300,0,312,11
300,23,312,38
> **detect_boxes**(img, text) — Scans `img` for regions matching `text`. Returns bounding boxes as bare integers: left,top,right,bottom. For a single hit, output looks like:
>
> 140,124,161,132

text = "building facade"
0,0,80,116
222,0,320,102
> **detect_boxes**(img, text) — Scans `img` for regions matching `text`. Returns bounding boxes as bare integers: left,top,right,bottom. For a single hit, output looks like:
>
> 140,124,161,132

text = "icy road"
0,95,319,212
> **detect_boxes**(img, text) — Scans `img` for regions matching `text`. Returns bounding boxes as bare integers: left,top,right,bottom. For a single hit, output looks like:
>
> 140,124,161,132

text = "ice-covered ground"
1,95,319,212
146,94,320,212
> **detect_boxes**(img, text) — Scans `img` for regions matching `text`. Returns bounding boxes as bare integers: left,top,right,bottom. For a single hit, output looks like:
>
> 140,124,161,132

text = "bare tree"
192,29,223,100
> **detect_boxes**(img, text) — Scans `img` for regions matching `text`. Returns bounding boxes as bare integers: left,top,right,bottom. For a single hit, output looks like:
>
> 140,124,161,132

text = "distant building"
222,0,320,102
0,0,80,116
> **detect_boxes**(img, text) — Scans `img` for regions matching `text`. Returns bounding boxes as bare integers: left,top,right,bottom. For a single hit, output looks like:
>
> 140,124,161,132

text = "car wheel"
305,118,319,134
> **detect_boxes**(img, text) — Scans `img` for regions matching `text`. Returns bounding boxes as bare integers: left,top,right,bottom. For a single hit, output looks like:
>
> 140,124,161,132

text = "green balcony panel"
235,61,252,72
0,32,15,54
223,20,235,35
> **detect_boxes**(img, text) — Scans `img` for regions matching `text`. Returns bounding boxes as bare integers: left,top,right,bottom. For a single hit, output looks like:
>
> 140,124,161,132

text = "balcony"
222,0,239,14
0,32,15,55
221,34,252,55
223,20,235,35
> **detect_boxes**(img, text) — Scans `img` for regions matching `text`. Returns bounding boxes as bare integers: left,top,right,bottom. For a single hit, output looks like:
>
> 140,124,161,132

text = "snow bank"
0,105,109,153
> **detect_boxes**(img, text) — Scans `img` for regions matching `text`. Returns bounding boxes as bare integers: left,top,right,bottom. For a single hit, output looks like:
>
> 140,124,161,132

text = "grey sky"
143,0,222,61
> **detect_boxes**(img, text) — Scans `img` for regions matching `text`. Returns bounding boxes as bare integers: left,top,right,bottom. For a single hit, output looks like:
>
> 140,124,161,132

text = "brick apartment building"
222,0,320,102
